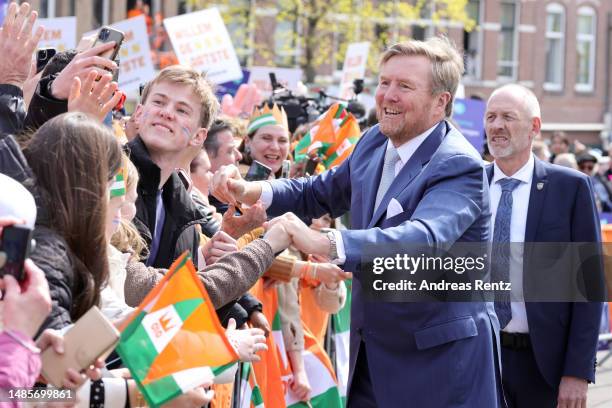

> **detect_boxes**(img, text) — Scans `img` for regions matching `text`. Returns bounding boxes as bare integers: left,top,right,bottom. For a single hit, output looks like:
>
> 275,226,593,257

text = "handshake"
210,165,352,285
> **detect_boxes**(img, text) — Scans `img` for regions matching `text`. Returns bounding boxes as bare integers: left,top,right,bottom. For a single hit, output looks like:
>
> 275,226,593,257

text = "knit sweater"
124,239,275,309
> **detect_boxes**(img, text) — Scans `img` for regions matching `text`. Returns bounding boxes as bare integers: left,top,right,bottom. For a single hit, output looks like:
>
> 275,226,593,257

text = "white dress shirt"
260,122,440,264
490,154,534,333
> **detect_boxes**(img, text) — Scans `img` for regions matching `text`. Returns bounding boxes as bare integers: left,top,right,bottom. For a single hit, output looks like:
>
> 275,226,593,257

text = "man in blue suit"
212,37,502,407
484,84,604,407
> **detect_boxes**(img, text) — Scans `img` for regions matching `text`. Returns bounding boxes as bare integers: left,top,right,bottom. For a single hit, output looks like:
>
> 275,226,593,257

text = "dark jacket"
128,137,206,269
24,74,67,132
0,132,74,332
0,84,26,135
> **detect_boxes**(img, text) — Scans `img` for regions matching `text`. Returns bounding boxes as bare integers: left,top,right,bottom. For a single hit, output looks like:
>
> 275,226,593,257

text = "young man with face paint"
127,65,220,269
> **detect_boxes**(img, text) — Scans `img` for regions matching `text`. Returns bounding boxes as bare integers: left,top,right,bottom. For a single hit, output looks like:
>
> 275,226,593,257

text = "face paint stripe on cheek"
182,126,191,142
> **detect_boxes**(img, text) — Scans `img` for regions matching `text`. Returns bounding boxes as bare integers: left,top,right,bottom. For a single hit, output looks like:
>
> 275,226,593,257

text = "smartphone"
93,26,125,61
36,47,56,74
0,226,33,282
281,160,291,179
245,160,272,181
305,158,318,176
41,306,120,388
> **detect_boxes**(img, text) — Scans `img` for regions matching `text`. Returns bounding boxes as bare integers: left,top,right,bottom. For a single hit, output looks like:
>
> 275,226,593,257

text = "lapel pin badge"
536,182,544,190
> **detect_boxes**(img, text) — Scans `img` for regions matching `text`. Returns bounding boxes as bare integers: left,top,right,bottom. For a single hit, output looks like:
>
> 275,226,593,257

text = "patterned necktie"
374,146,400,212
492,177,522,329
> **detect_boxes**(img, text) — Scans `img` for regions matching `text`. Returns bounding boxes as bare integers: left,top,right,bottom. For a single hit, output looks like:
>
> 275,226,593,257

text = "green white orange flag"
294,104,361,169
285,325,343,408
238,362,265,408
116,252,238,407
331,279,352,406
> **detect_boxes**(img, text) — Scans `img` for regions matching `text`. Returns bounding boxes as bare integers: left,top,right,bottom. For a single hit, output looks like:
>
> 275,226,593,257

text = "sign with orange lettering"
163,8,242,84
34,17,76,52
339,42,370,100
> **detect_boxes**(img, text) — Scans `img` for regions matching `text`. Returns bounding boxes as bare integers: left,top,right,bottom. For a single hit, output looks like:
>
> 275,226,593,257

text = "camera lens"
39,50,47,59
100,28,109,41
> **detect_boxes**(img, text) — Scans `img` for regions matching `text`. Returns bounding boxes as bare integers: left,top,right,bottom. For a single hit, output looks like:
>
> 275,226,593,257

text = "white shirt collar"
386,121,441,165
492,154,535,185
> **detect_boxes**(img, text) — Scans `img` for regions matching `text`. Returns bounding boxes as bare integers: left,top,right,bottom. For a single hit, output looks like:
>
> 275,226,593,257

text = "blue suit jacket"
269,122,502,407
486,158,604,387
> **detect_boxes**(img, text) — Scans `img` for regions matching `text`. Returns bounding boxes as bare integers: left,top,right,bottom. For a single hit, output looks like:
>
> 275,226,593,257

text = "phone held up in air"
0,225,34,282
93,26,125,61
245,160,273,182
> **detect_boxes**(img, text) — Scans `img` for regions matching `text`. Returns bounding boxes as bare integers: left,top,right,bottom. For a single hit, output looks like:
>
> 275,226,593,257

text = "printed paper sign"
339,42,370,100
248,66,303,96
34,17,77,52
163,8,242,84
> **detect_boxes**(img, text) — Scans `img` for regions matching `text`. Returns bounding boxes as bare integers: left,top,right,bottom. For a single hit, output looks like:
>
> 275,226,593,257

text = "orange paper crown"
247,103,289,134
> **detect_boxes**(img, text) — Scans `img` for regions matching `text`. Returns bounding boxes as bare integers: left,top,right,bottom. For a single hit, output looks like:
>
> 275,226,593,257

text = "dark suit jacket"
269,122,502,407
486,158,604,386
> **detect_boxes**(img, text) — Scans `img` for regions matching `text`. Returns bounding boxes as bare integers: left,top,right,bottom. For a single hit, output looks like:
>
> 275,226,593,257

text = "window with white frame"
575,6,596,92
497,0,519,80
544,3,565,90
463,0,482,79
39,0,56,18
93,0,110,28
274,19,300,67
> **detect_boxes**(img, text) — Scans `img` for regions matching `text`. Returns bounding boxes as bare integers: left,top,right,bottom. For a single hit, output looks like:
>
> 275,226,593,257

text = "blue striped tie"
493,177,522,329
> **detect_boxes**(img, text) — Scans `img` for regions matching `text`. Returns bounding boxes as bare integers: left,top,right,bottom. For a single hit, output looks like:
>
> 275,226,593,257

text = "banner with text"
163,8,242,84
339,42,370,100
34,17,77,52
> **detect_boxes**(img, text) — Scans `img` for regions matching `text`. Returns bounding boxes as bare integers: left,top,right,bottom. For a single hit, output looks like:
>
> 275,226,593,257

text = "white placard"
34,17,76,52
163,8,242,84
339,42,370,100
248,66,303,96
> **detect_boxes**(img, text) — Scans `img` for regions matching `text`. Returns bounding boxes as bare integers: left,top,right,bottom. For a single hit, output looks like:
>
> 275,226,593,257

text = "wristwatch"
327,231,338,261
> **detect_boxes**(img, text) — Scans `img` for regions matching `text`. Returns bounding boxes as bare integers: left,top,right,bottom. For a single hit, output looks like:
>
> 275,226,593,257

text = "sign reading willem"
34,17,77,52
163,8,242,84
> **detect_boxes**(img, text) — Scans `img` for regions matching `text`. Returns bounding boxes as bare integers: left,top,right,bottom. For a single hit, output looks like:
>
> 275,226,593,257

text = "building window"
93,0,110,27
497,0,519,80
463,0,482,79
411,1,434,41
274,19,299,67
544,3,565,91
39,0,56,18
575,6,596,92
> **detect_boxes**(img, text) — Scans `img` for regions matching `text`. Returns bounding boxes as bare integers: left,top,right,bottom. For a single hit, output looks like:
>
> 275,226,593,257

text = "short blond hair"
141,65,219,129
380,36,463,117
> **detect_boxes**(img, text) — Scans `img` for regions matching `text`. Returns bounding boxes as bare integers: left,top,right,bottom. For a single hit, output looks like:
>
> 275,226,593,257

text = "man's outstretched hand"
266,213,331,257
210,165,262,207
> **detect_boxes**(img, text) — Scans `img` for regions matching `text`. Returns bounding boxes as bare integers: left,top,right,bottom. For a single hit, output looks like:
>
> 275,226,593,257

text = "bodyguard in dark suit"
485,84,604,408
212,38,502,407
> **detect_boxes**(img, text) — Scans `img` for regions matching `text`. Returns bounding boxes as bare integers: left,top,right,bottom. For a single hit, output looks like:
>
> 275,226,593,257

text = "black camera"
0,226,34,282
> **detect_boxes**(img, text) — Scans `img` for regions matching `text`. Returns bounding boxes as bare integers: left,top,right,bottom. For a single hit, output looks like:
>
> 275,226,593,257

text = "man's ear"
191,127,208,147
133,104,143,123
437,92,451,114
